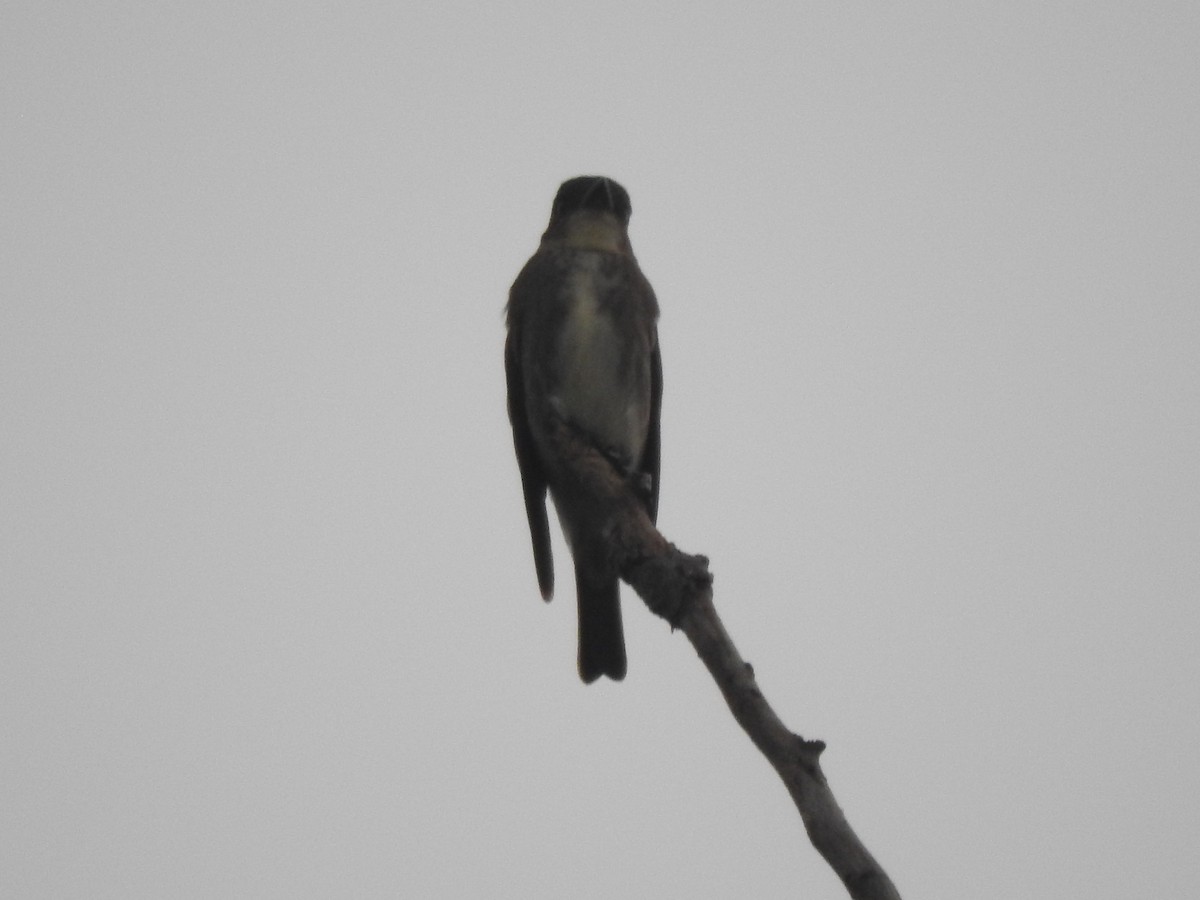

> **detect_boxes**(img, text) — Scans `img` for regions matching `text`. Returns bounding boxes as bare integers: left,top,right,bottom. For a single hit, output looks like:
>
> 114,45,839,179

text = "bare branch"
546,417,903,900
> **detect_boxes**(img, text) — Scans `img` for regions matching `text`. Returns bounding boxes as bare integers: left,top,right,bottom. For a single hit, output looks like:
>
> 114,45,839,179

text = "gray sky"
3,2,1198,897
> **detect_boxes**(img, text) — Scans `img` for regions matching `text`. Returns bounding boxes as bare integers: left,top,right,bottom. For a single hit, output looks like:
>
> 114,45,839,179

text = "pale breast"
551,255,647,467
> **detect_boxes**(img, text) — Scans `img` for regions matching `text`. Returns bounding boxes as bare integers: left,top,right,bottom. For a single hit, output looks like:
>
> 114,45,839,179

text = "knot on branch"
795,736,827,772
623,546,712,627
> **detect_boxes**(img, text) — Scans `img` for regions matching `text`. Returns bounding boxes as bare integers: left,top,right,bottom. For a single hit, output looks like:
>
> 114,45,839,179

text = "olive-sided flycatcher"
505,176,662,683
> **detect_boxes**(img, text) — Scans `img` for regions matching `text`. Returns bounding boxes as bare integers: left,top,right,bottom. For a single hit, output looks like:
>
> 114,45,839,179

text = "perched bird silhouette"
505,176,662,682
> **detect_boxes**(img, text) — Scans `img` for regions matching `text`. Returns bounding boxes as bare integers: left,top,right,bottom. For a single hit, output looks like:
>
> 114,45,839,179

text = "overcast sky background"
3,3,1198,898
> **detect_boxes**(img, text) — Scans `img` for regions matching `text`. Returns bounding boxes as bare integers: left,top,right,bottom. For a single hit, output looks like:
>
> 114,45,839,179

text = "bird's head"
544,175,633,252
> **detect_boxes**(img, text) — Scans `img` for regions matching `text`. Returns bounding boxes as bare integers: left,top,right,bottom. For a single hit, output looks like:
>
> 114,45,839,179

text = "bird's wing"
505,324,555,600
642,335,663,524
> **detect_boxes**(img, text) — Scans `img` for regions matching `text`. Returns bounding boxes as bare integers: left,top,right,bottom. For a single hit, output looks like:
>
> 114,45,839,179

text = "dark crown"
551,176,632,224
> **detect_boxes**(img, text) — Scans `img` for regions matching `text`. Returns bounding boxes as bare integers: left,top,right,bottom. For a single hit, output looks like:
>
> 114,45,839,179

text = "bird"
505,175,663,682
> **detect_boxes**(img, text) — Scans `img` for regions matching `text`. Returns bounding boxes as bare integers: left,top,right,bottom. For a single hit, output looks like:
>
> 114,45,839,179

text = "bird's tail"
576,567,627,683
